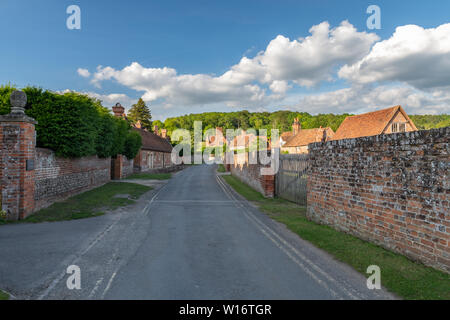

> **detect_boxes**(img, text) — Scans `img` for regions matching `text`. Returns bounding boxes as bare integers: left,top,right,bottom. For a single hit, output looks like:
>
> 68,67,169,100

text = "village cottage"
333,105,418,140
112,103,174,172
281,119,334,154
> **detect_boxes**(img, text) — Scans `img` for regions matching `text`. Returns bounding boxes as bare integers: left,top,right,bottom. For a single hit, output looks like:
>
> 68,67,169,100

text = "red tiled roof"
281,131,293,141
132,127,173,153
333,105,417,140
283,127,334,147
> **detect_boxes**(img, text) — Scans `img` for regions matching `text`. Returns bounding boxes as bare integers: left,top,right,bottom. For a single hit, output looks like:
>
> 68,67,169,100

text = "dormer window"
392,122,406,133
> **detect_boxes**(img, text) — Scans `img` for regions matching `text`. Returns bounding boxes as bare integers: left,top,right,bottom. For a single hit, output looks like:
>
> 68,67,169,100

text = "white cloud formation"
77,68,91,78
339,23,450,90
85,21,378,108
61,89,136,109
291,84,450,115
78,21,450,116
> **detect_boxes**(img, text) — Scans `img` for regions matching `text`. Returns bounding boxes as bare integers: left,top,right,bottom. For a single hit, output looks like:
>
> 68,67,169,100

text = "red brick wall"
307,127,450,272
134,149,174,173
230,152,275,198
0,119,36,220
34,148,111,211
111,155,134,180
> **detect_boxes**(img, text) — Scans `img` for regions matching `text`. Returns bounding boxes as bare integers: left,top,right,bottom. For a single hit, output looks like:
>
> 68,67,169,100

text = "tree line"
156,111,449,138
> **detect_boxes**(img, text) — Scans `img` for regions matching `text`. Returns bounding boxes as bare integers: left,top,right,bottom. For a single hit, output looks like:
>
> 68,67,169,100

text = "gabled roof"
132,127,173,153
283,127,334,147
333,105,417,141
281,131,293,141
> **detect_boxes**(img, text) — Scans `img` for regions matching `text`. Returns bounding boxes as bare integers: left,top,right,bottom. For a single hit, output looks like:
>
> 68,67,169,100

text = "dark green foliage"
163,110,450,139
410,115,450,130
25,90,100,157
0,84,14,114
123,130,142,159
0,85,142,158
128,98,152,130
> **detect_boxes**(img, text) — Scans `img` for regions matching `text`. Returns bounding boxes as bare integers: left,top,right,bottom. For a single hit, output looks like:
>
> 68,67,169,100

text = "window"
392,122,407,133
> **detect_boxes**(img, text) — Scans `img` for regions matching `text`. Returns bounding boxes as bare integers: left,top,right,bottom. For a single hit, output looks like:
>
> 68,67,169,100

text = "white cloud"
85,21,378,109
339,23,450,89
77,68,91,78
255,21,379,86
290,84,450,115
60,89,136,109
78,21,450,116
84,92,136,108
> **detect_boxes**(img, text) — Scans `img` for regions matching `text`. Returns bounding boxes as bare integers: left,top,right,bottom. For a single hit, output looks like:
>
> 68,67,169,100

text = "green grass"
21,182,152,223
127,173,172,180
217,164,226,173
222,175,450,300
0,290,9,300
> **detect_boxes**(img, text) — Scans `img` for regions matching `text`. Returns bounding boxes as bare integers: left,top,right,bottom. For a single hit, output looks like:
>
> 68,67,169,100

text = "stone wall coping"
309,126,449,150
0,113,37,124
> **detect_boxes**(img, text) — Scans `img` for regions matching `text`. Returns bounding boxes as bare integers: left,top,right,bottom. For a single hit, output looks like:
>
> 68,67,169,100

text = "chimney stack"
161,129,167,139
112,103,125,118
292,118,301,135
154,125,159,136
322,128,327,142
134,120,142,129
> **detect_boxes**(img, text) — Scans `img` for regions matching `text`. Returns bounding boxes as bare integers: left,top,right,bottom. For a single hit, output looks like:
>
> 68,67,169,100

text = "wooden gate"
276,154,309,205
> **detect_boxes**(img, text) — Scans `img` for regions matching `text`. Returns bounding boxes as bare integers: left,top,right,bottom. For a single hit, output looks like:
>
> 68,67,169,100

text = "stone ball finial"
10,90,27,114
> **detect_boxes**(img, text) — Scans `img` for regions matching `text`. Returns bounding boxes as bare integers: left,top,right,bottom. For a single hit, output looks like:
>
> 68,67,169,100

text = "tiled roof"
281,131,293,141
333,105,416,140
132,127,173,153
283,127,334,147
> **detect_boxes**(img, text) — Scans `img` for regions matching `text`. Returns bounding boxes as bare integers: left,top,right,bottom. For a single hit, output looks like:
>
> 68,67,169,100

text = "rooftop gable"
283,127,334,147
333,105,417,141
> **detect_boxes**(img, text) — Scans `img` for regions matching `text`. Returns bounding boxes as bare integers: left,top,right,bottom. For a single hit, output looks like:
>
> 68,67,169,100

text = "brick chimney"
322,128,327,142
112,103,125,118
154,125,159,136
292,118,301,135
161,129,167,138
134,120,142,129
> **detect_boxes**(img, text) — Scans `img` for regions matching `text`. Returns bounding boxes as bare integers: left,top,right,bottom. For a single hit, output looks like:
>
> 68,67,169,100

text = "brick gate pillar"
0,91,37,220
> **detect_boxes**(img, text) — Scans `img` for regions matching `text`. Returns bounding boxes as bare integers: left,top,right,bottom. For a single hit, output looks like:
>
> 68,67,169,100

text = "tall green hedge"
0,85,141,159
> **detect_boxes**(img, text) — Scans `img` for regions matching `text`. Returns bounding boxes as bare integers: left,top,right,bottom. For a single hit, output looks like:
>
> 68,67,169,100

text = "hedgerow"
0,85,141,159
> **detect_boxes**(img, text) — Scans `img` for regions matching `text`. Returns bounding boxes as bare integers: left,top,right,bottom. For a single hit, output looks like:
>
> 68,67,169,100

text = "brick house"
280,118,301,147
281,125,335,154
333,105,418,140
206,127,227,147
112,104,173,172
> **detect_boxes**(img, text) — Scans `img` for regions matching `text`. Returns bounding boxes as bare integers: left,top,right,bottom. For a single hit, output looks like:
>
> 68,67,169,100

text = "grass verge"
217,164,226,173
20,182,152,223
222,175,450,300
127,173,172,180
0,290,9,300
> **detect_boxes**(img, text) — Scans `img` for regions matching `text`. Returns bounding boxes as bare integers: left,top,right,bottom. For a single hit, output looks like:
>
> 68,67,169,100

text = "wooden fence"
276,154,309,205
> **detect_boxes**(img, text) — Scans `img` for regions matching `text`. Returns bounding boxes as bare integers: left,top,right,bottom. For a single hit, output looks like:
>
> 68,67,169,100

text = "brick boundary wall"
34,148,111,212
111,155,134,180
229,152,275,198
0,115,36,220
307,127,449,272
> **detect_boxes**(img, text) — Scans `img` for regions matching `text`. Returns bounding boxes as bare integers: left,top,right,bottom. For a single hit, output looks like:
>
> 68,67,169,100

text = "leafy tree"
128,98,152,130
0,86,142,158
123,131,142,159
0,84,15,114
152,120,164,130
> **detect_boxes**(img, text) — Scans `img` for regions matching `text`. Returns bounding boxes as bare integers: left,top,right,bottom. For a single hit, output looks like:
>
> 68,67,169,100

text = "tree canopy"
127,98,152,131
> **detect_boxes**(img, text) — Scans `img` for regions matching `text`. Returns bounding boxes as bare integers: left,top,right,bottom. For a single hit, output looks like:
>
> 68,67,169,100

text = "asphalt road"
0,165,395,300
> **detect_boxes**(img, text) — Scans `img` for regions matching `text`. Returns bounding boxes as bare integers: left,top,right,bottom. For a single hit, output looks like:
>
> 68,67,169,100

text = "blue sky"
1,0,450,119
